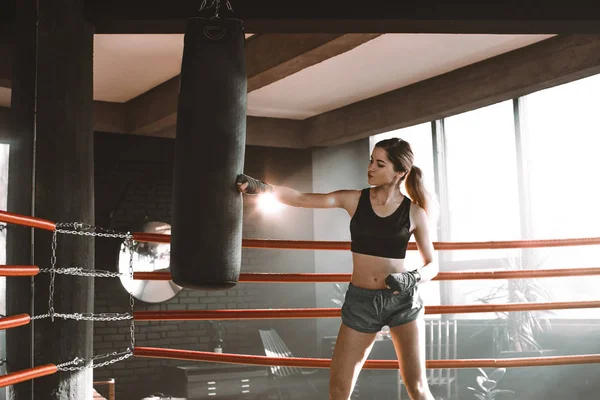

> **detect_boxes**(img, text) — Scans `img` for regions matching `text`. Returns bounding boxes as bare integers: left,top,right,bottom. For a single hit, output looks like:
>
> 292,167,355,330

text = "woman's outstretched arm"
236,173,356,210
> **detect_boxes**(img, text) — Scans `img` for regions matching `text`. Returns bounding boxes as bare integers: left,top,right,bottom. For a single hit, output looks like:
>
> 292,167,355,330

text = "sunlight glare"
257,193,285,214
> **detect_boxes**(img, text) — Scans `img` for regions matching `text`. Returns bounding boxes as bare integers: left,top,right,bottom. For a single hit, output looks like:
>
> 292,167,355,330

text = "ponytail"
373,138,437,217
405,165,429,214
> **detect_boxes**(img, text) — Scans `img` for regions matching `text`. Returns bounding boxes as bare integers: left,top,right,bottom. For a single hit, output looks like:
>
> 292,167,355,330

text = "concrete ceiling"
93,34,187,103
87,33,553,119
3,31,578,150
0,33,553,117
93,33,254,103
247,34,553,119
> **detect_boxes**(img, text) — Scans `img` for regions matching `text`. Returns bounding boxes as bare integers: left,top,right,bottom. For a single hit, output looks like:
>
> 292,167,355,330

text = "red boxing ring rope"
4,208,600,386
4,265,600,281
0,365,58,388
133,300,600,321
134,267,600,282
3,210,600,251
133,347,600,369
0,266,40,277
0,314,31,330
131,234,600,251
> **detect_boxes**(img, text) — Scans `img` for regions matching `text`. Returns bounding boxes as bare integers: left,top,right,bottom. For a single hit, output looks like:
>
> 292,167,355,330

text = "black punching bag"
170,16,246,290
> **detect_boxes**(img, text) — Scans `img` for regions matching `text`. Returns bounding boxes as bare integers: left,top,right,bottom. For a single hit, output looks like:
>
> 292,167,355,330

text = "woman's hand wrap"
236,174,272,194
385,270,422,294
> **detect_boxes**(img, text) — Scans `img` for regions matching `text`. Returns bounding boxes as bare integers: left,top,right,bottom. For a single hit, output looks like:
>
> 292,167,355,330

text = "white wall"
311,139,370,353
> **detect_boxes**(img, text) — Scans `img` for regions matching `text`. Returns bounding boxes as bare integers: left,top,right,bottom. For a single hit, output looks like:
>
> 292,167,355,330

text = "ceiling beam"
126,33,380,134
0,106,11,134
0,43,12,88
245,116,307,148
84,1,600,34
3,92,307,148
125,75,178,134
92,100,307,148
95,99,307,147
118,115,307,148
93,101,128,133
306,34,600,147
0,100,132,134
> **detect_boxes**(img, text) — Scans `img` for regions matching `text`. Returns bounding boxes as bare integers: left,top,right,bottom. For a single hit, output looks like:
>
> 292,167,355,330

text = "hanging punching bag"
170,15,246,290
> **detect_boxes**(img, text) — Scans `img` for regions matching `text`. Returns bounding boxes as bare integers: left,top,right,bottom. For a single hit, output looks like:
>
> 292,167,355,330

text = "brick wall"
92,132,316,399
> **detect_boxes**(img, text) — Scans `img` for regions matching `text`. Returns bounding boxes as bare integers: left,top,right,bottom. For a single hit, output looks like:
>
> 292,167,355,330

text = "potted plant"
468,368,515,399
209,321,225,353
471,251,554,356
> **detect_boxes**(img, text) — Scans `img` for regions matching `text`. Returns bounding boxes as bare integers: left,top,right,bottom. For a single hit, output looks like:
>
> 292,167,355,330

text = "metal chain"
214,0,221,18
38,267,122,278
48,230,58,321
29,222,140,374
198,0,232,18
30,313,51,320
56,229,131,239
31,312,132,322
56,350,133,372
58,312,132,322
198,0,213,12
55,357,85,371
41,222,138,369
126,238,136,351
45,222,129,323
60,312,132,322
90,351,134,370
55,222,132,240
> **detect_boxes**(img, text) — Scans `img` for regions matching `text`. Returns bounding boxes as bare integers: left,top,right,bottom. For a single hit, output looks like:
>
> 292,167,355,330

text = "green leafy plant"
470,251,553,353
468,368,515,400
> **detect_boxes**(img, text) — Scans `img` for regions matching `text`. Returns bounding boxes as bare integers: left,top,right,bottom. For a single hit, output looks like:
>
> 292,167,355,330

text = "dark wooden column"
6,1,37,399
7,0,95,399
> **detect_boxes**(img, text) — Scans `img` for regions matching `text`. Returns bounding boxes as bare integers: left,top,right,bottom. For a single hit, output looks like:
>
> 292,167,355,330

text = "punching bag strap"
198,0,233,20
198,0,235,40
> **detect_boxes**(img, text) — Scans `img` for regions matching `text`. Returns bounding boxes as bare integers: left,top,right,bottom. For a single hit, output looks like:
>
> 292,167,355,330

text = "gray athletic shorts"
341,283,424,333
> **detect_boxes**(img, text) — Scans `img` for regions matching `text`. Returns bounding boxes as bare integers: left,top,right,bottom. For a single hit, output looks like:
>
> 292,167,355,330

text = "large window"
443,100,521,262
442,101,522,319
520,74,600,318
370,73,600,320
524,74,600,240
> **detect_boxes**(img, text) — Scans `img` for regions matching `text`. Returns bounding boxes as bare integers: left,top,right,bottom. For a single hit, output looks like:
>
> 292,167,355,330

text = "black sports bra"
350,188,412,259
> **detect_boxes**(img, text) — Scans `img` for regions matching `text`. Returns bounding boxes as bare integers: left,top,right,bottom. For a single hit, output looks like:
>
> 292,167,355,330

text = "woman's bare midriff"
350,252,412,290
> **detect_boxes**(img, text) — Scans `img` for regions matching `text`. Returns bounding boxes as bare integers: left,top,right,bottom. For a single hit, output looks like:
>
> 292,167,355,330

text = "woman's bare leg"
389,318,434,400
329,323,377,400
